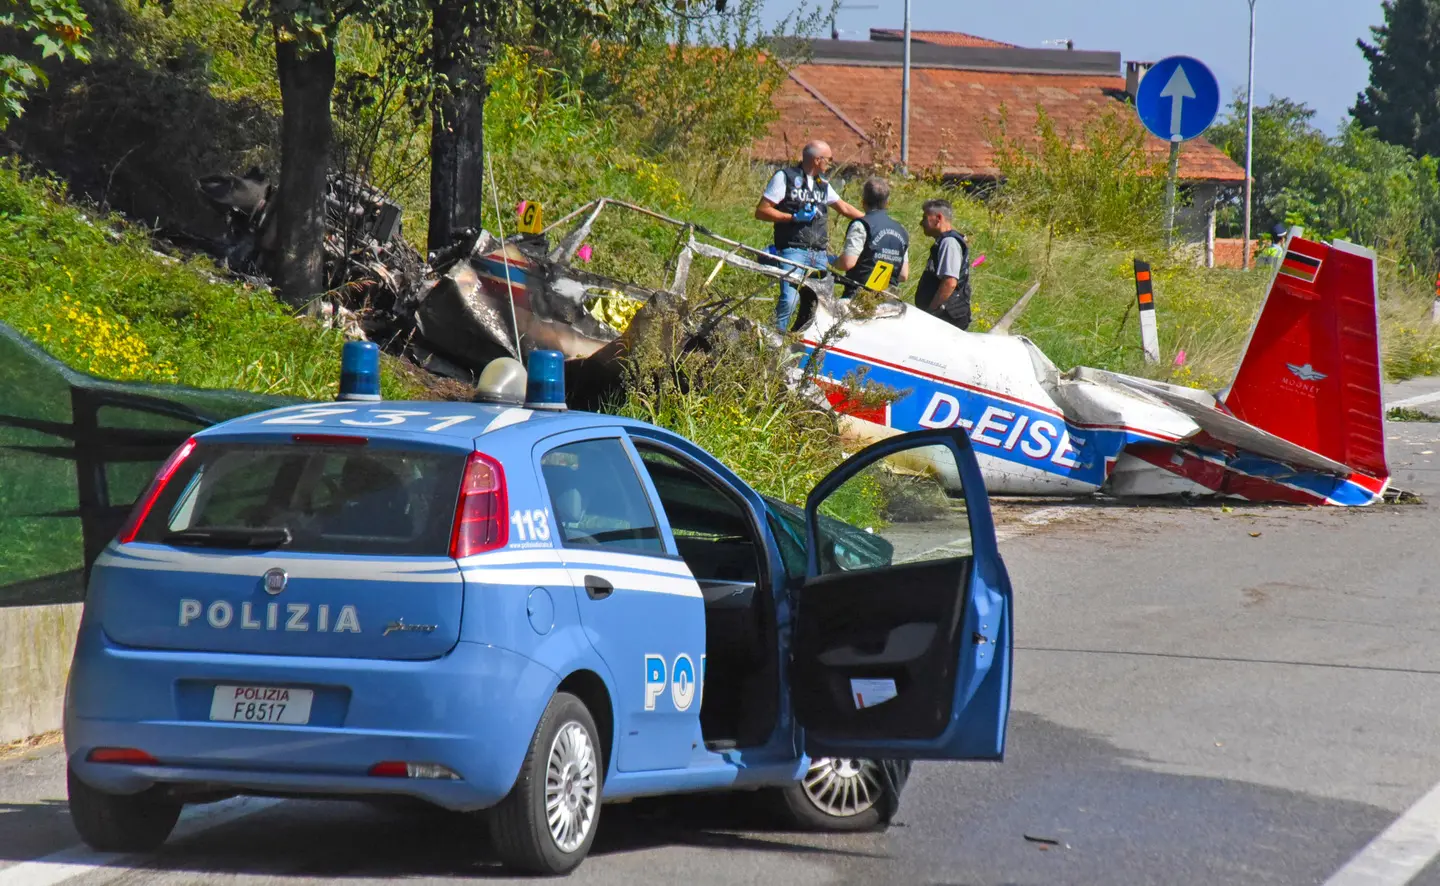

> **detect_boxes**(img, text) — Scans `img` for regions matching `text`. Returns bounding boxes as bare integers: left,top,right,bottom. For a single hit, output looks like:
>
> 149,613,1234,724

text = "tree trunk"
428,0,488,255
274,34,336,309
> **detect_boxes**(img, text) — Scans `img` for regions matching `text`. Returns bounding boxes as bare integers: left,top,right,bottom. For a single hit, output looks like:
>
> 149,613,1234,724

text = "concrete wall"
0,603,82,744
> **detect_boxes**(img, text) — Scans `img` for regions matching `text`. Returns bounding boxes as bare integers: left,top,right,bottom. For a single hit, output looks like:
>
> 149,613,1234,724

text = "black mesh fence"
0,322,303,607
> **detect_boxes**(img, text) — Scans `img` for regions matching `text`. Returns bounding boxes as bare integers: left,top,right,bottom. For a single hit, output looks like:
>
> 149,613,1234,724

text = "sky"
760,0,1388,134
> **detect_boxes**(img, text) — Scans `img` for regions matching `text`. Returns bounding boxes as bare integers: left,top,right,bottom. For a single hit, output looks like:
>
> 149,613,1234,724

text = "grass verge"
1388,406,1440,422
0,160,424,401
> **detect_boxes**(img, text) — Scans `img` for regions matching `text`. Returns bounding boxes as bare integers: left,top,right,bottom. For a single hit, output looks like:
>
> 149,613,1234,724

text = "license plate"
209,685,314,725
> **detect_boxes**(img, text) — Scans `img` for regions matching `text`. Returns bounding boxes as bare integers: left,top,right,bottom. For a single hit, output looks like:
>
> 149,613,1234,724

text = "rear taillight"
88,747,157,764
116,437,197,544
449,452,508,558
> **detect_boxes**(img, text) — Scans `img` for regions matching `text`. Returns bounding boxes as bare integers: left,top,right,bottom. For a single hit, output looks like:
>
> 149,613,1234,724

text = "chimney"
1126,60,1154,99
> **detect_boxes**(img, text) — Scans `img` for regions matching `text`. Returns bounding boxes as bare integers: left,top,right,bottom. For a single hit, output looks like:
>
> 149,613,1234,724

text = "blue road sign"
1135,56,1220,143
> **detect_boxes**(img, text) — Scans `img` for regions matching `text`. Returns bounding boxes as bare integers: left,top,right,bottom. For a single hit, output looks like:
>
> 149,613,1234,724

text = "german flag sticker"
1279,249,1322,283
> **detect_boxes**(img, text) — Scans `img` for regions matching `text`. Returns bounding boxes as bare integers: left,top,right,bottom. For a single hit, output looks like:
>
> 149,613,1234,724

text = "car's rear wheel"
488,692,603,875
67,766,181,852
775,758,907,832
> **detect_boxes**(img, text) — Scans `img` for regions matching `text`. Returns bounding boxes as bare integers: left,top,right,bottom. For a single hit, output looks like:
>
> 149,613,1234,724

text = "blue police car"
63,347,1013,875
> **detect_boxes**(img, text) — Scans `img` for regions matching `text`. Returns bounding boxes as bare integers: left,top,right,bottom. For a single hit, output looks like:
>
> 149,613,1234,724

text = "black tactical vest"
915,230,971,325
771,165,831,251
844,210,910,296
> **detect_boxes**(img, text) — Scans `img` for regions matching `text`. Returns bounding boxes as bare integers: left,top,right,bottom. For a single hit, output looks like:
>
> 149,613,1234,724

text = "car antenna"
486,152,524,359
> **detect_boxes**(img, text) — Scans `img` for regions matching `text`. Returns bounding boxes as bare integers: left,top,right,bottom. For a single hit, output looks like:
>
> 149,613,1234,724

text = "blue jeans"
774,247,828,333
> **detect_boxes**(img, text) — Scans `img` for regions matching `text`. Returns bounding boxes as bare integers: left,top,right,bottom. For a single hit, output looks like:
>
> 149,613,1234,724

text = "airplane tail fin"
1219,236,1389,482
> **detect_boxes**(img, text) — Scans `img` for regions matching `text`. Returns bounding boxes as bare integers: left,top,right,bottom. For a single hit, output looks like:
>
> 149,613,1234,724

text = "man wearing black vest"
836,177,909,299
916,198,973,330
755,140,863,332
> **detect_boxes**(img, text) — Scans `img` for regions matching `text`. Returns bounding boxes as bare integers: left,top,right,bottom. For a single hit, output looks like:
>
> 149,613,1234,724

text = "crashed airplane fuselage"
412,199,1392,507
796,235,1392,506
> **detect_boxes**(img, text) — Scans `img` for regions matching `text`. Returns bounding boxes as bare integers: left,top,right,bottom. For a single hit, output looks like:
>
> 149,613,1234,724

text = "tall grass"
0,161,423,400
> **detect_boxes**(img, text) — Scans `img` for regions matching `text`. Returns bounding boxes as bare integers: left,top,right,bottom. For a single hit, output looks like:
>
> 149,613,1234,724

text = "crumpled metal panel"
415,234,667,370
414,260,520,367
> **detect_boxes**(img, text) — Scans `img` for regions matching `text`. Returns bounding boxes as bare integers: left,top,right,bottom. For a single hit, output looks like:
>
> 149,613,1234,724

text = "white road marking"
1323,779,1440,886
1388,390,1440,410
0,796,281,886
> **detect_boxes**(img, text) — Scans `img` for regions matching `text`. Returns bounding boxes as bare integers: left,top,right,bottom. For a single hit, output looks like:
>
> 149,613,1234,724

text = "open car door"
791,428,1012,760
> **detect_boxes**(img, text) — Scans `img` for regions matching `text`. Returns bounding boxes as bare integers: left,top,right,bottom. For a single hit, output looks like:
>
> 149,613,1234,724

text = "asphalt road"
1,419,1438,886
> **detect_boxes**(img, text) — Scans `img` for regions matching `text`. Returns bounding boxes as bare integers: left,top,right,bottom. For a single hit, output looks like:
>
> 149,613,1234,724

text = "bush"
989,105,1168,247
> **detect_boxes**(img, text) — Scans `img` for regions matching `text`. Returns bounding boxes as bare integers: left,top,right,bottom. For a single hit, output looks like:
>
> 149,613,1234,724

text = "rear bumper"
64,625,558,811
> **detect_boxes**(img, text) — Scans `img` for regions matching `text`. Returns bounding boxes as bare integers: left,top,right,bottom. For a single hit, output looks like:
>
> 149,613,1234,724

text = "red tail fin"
1220,237,1388,480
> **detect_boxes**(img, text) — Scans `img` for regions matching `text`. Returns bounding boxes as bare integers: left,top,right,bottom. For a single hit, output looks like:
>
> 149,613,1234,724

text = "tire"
488,692,604,875
67,766,181,852
774,758,909,833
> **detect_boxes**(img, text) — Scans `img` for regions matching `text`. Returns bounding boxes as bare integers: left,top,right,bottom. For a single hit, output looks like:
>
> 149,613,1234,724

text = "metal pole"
1242,0,1257,269
1164,141,1180,248
900,0,911,174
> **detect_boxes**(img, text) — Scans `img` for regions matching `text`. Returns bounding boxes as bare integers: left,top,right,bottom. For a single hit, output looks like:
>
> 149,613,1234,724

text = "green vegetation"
4,0,1440,528
1209,98,1440,276
0,0,91,123
1354,0,1440,160
1388,406,1440,422
0,160,421,400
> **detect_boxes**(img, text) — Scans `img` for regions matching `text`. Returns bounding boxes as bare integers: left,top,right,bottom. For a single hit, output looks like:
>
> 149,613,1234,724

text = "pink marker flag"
972,254,986,268
515,200,528,216
577,244,593,263
1174,349,1187,366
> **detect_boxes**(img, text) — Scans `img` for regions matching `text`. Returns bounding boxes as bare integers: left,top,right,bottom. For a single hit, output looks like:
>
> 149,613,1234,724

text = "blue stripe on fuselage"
475,255,530,289
804,346,1136,487
1222,452,1380,506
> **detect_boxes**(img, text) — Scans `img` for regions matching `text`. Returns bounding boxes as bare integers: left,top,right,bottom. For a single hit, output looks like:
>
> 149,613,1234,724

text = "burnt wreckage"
195,177,831,392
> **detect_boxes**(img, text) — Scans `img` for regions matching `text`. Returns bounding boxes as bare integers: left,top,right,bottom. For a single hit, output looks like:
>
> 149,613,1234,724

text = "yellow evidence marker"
865,260,895,292
518,201,544,235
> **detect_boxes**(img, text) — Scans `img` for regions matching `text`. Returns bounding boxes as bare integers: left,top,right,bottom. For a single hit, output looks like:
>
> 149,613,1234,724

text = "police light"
525,350,567,411
473,356,527,406
338,341,381,402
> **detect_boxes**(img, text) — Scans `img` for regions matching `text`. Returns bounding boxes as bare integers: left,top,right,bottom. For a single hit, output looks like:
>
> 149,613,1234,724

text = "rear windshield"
133,442,466,556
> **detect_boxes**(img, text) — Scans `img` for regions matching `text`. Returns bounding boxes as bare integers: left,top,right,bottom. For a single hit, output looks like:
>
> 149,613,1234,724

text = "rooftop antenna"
829,3,877,39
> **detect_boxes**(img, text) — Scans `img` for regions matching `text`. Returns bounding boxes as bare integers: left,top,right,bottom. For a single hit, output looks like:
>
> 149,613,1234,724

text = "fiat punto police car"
63,347,1013,876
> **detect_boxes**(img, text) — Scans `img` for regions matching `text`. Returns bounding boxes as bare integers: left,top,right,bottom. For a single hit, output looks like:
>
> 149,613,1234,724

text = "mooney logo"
1287,363,1327,382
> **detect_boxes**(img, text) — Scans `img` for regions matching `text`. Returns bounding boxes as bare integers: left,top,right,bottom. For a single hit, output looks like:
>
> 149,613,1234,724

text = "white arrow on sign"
1160,63,1196,140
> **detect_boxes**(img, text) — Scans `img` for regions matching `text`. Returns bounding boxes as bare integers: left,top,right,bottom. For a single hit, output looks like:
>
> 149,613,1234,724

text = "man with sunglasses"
755,140,863,332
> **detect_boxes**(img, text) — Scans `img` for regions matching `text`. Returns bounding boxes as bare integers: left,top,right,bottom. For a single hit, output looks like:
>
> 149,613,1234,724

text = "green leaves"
0,0,92,125
1354,0,1440,159
989,105,1168,246
1211,95,1440,274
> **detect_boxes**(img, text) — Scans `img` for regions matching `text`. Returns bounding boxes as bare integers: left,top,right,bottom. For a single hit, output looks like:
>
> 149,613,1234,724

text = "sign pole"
1135,56,1219,252
1164,141,1180,248
900,0,911,175
1432,271,1440,324
1242,0,1257,270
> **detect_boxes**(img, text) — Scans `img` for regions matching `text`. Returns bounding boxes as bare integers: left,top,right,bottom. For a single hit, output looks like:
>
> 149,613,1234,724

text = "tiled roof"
754,64,1245,184
869,28,1017,49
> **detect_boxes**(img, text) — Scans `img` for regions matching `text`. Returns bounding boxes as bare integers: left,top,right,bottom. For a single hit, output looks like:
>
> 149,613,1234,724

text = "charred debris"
191,170,851,405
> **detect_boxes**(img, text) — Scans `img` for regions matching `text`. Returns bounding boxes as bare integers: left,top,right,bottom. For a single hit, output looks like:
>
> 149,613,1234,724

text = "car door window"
540,439,663,555
813,442,970,576
634,447,758,582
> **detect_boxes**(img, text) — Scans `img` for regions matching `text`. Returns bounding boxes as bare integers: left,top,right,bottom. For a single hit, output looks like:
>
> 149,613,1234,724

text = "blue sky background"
760,1,1387,134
